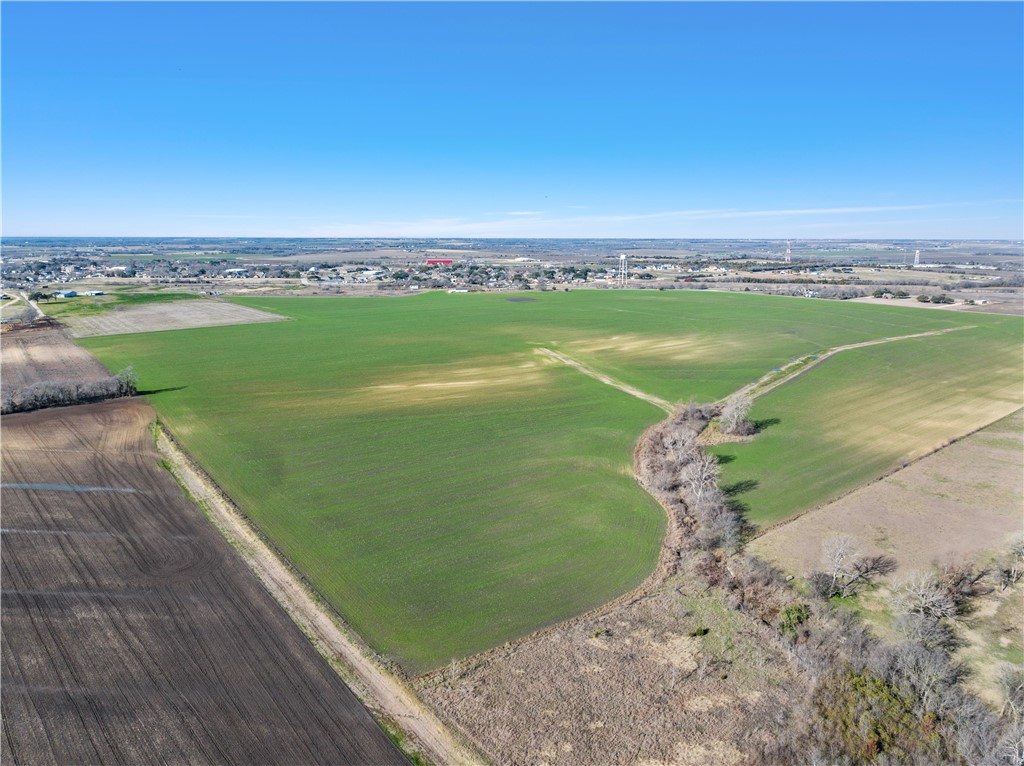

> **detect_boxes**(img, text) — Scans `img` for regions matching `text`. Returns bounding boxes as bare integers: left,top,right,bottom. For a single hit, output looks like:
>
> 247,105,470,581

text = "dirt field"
61,299,286,337
417,572,805,766
848,295,1022,314
1,399,406,765
1,325,113,391
748,408,1024,576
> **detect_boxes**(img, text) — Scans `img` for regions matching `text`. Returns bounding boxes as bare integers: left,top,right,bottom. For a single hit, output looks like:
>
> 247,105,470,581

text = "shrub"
778,603,811,639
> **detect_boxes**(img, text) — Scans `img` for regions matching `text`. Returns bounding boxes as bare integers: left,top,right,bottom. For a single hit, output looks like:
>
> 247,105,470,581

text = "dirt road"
536,347,674,412
158,428,485,766
730,325,974,402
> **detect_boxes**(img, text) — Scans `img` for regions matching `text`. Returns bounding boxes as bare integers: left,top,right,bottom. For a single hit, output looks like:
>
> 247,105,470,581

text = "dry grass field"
748,409,1024,708
418,570,806,766
0,399,405,765
62,299,286,337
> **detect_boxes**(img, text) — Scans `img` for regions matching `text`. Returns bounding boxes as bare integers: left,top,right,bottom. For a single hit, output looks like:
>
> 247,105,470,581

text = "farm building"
54,290,78,298
426,259,454,265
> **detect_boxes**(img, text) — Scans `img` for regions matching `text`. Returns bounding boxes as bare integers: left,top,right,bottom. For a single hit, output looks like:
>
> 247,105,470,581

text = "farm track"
1,399,407,766
535,347,674,412
732,325,975,402
156,426,486,766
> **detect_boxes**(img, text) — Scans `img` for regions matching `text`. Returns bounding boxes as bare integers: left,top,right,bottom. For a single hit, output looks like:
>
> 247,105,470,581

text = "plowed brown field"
63,299,286,337
1,326,112,392
1,399,406,765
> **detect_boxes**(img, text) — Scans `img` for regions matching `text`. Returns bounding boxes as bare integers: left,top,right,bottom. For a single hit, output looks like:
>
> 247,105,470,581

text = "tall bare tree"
720,392,754,436
809,535,896,599
682,450,720,507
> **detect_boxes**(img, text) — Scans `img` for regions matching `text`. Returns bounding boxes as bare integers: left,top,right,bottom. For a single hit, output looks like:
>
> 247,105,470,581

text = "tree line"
2,366,137,414
638,399,1023,765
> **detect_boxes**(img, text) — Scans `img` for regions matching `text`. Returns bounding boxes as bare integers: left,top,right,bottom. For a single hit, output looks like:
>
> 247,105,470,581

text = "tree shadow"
728,497,752,518
752,417,781,433
137,386,188,396
715,453,737,465
722,478,760,497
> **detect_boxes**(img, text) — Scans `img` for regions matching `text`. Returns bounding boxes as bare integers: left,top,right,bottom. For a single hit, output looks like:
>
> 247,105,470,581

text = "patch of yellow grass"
567,332,749,362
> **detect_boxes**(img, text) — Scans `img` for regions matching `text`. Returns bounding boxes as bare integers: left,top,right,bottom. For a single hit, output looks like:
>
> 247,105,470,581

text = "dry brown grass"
417,570,805,766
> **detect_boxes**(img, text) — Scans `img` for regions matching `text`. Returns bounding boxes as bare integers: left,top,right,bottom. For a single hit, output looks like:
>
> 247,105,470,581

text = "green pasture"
713,317,1023,526
81,290,1022,671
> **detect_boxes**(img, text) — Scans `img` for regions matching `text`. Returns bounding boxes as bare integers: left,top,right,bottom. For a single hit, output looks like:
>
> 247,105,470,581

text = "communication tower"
617,253,628,287
785,240,792,264
913,250,921,267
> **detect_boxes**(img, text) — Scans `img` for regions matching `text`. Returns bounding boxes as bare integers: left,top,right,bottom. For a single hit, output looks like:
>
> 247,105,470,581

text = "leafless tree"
720,392,755,436
893,571,959,620
938,560,992,604
808,535,896,599
1001,664,1024,725
893,612,959,651
681,450,720,507
999,537,1024,590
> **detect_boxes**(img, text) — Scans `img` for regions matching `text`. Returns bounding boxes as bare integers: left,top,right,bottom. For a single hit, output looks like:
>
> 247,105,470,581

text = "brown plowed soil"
1,327,112,392
1,399,407,765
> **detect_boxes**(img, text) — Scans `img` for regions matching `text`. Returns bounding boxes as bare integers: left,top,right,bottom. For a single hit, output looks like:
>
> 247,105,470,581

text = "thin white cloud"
162,200,1018,239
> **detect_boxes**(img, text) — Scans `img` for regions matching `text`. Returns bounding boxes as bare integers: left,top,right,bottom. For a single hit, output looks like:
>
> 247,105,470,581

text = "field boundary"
748,405,1024,542
155,424,486,766
536,347,674,412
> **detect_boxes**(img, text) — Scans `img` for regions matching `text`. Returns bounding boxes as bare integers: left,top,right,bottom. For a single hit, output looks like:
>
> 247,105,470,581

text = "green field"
712,319,1023,526
81,291,1022,672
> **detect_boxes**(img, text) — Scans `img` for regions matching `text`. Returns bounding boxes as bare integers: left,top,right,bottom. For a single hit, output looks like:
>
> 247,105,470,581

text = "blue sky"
2,1,1022,238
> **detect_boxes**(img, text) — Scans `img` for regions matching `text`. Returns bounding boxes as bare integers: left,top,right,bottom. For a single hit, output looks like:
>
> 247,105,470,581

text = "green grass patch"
80,290,1022,671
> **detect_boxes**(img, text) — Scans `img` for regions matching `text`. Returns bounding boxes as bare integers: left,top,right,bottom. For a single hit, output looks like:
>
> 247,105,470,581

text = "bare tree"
1000,664,1024,724
808,535,896,599
999,537,1024,590
719,392,755,436
682,450,720,507
893,571,959,621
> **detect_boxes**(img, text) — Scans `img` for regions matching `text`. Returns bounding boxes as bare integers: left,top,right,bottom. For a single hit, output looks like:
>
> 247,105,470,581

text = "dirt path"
156,428,485,766
730,325,974,403
536,347,674,413
18,290,44,319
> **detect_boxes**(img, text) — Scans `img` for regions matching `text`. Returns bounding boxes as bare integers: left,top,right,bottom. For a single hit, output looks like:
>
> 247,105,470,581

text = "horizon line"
3,235,1023,242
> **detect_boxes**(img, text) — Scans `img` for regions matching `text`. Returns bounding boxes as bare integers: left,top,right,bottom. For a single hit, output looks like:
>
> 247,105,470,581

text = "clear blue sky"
2,1,1022,238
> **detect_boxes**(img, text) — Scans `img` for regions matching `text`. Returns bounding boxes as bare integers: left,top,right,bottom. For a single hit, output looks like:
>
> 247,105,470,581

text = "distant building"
54,290,78,298
426,259,454,265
